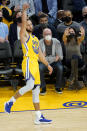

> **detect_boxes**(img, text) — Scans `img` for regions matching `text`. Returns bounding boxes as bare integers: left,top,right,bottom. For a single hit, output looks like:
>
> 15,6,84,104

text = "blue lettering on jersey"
32,40,39,54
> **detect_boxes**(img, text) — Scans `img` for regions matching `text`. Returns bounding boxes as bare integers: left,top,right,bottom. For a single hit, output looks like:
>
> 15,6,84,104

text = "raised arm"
62,28,70,45
77,27,85,44
20,4,30,44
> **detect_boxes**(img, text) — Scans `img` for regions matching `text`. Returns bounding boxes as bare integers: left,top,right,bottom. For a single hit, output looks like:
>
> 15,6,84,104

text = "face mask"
64,16,72,23
40,23,48,29
0,17,2,22
16,17,22,23
45,35,52,41
83,14,87,19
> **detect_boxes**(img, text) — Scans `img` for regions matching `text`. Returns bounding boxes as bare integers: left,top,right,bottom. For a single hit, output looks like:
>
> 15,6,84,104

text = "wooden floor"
0,108,87,131
1,84,87,130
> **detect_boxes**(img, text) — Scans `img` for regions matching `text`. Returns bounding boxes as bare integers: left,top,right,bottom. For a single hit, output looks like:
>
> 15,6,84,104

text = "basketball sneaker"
4,102,13,113
34,114,52,124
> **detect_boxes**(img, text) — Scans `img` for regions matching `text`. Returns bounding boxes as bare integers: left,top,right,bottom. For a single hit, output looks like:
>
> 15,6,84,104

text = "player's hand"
47,65,53,75
23,3,30,10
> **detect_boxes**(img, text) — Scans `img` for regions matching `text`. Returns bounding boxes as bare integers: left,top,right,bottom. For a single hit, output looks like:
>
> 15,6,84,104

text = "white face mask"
44,35,52,41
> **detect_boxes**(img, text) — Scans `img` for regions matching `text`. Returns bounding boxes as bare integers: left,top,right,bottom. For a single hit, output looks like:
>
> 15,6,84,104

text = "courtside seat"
13,40,24,90
0,42,14,88
13,40,23,73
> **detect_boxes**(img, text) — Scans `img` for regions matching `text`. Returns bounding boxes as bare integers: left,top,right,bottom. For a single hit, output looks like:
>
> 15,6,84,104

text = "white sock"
9,96,16,103
35,111,41,120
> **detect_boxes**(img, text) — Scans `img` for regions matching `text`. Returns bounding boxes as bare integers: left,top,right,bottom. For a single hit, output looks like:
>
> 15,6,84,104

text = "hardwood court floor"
0,109,87,131
0,85,87,130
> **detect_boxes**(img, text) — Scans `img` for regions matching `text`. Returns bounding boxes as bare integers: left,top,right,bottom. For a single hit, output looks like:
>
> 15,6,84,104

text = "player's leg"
4,77,34,113
32,86,52,124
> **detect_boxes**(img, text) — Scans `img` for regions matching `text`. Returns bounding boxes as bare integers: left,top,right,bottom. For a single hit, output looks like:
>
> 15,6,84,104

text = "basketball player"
4,4,53,125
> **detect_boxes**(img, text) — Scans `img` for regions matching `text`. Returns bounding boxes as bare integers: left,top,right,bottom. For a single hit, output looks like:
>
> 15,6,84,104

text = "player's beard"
26,29,32,33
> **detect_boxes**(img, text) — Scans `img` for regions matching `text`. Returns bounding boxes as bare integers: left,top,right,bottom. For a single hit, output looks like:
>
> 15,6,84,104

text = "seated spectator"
33,14,58,40
9,10,22,54
63,27,85,89
34,0,57,24
0,10,9,43
39,28,63,95
80,6,87,85
59,0,86,22
54,10,65,28
80,6,87,44
0,0,13,28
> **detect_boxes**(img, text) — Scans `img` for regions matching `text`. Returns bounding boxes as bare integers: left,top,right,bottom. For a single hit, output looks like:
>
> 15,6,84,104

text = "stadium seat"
13,40,25,90
0,42,14,89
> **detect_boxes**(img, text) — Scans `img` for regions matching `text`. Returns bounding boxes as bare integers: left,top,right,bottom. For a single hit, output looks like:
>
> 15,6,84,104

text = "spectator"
39,28,63,95
0,0,13,28
54,10,65,28
57,10,81,42
0,10,9,43
80,6,87,43
34,0,57,24
63,27,85,89
80,6,87,85
33,13,58,40
9,10,22,54
59,0,86,22
57,10,81,63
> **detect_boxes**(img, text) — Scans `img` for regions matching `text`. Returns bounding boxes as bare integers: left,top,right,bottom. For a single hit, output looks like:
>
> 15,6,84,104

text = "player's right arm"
20,4,30,44
39,47,53,75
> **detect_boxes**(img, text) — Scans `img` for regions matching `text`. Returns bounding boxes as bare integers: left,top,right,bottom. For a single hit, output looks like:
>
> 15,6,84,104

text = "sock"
35,111,41,120
9,96,16,103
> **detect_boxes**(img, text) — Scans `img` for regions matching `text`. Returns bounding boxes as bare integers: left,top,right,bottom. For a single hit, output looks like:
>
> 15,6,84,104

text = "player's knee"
32,86,40,103
19,78,34,95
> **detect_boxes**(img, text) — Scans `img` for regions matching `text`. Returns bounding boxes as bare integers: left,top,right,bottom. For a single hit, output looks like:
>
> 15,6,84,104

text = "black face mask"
16,17,22,23
0,17,3,22
64,16,72,23
40,23,48,29
83,14,87,19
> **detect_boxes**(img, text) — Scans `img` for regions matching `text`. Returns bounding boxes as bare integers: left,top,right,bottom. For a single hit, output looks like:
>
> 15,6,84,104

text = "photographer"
63,27,85,89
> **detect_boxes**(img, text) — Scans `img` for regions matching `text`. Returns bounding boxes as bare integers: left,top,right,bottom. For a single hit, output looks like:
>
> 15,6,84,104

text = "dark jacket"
8,23,17,53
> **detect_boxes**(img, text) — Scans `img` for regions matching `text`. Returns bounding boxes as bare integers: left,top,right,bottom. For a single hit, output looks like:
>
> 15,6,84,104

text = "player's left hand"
48,65,53,75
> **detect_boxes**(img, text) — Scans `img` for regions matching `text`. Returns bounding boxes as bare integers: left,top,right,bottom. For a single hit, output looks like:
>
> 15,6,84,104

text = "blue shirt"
0,22,8,39
34,0,57,19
